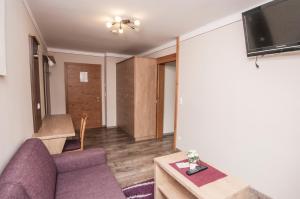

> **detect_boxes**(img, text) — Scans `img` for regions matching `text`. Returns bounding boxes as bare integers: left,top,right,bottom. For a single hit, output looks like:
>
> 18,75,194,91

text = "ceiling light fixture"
115,16,122,23
106,16,141,34
134,19,140,26
106,22,112,28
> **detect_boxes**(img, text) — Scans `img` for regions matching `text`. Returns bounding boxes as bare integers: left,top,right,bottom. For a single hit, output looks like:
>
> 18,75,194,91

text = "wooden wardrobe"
116,57,157,141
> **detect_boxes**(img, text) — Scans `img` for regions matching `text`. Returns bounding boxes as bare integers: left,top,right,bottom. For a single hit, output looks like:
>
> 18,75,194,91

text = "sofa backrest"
0,139,57,199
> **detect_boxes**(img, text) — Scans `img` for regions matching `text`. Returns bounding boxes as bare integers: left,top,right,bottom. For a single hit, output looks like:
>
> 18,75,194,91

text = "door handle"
96,97,100,102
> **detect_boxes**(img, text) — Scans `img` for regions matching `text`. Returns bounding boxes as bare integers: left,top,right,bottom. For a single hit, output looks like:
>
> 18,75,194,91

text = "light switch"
179,97,183,105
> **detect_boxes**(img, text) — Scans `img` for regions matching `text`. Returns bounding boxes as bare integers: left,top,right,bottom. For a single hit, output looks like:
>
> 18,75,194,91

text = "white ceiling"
26,0,266,54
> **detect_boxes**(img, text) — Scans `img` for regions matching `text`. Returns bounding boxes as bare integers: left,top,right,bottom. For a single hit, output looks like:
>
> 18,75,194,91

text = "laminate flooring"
80,128,269,198
84,128,175,187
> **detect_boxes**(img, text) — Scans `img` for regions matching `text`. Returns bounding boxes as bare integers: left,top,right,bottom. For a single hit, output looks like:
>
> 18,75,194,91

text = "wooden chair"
63,114,88,152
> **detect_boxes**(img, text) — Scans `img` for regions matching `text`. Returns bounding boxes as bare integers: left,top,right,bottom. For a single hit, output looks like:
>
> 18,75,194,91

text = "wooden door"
29,36,42,133
65,63,102,129
134,57,157,140
156,64,165,140
116,58,135,136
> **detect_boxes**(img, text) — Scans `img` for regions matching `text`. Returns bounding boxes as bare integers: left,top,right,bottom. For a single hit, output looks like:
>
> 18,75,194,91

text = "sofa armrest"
53,148,106,173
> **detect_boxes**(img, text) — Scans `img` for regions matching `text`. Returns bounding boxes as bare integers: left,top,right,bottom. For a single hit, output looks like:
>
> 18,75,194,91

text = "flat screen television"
242,0,300,57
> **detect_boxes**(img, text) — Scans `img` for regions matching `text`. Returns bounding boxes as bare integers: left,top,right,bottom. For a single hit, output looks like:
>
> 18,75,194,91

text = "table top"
154,152,249,199
33,114,75,140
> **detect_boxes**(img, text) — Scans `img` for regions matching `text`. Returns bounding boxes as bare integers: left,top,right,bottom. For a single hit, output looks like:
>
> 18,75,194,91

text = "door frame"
64,62,102,128
156,54,176,140
29,35,42,133
174,37,180,150
42,55,51,115
156,63,166,141
156,37,180,150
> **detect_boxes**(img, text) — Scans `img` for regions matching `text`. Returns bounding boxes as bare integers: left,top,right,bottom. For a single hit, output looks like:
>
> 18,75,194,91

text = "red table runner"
170,159,227,187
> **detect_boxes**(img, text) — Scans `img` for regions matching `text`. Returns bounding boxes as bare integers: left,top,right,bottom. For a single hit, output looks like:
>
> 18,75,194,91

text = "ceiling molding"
180,13,241,42
105,53,132,59
23,0,47,48
48,47,105,57
139,40,176,57
180,0,272,42
48,47,132,58
140,0,273,55
139,14,240,56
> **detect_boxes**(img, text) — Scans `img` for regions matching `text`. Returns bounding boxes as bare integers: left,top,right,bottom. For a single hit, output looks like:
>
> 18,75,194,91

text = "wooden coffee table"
154,152,251,199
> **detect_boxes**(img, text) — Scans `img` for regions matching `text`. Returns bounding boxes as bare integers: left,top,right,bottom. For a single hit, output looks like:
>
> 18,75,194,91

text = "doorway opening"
29,36,42,133
156,54,177,141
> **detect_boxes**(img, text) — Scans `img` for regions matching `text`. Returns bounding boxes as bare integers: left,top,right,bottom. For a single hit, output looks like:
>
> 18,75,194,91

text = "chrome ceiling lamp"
106,16,141,34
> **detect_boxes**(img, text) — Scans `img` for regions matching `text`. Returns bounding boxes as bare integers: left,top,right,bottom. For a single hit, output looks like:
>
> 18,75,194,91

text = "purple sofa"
0,138,126,199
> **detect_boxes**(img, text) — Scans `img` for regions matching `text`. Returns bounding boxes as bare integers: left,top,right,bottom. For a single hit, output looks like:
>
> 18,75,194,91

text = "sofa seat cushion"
55,164,126,199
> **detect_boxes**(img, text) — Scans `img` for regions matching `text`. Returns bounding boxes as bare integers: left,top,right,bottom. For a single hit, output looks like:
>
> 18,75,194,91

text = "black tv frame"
242,0,300,57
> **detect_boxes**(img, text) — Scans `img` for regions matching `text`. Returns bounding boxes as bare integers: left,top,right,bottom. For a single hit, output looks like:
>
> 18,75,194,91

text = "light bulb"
134,20,141,26
106,22,112,28
118,28,124,34
115,16,122,23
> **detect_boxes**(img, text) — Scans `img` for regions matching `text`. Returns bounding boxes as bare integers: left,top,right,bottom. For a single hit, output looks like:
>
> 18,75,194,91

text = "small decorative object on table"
187,150,199,169
186,150,208,176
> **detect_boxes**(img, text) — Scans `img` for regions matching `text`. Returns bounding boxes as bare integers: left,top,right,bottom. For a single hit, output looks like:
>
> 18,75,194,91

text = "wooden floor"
82,128,269,198
84,128,175,187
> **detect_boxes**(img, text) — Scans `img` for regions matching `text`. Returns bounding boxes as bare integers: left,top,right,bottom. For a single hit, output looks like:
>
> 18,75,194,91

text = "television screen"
242,0,300,57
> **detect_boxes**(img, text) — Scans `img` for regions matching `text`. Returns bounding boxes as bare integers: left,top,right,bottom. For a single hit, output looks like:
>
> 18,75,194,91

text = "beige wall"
177,20,300,198
0,0,5,75
0,0,46,171
48,52,106,125
105,56,125,127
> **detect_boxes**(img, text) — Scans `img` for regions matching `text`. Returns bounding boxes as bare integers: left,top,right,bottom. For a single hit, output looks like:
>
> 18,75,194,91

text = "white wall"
48,51,127,127
48,52,106,125
105,56,125,127
177,20,300,198
0,0,6,75
163,62,176,134
0,0,46,171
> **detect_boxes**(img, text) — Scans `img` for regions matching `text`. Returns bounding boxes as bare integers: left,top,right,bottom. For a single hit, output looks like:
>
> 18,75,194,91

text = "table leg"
42,138,66,154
